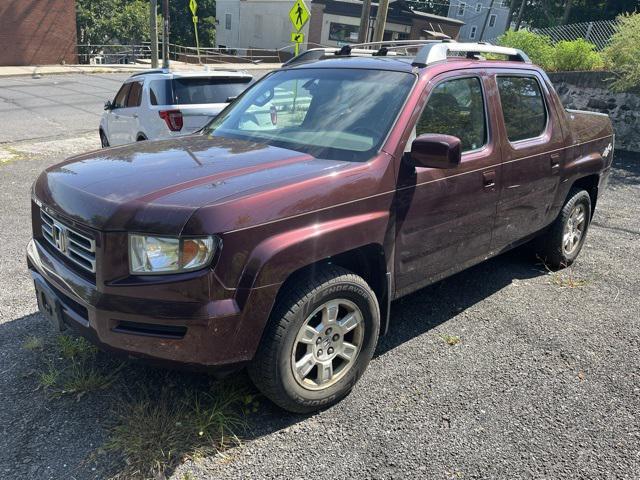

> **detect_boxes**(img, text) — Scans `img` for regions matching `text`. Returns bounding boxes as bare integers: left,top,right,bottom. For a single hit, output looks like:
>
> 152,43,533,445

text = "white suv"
99,69,253,147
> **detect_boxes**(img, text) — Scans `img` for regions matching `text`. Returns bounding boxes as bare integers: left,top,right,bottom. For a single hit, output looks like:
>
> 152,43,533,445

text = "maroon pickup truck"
28,42,614,413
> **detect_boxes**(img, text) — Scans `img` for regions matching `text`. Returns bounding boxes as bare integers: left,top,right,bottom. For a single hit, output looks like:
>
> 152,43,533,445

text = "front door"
490,72,565,251
394,72,501,297
106,82,132,146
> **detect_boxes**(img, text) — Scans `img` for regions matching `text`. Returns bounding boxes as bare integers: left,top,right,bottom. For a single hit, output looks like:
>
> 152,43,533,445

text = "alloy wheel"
291,299,365,391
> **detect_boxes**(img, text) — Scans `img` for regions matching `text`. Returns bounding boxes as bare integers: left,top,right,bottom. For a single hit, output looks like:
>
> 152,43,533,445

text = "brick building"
0,0,78,66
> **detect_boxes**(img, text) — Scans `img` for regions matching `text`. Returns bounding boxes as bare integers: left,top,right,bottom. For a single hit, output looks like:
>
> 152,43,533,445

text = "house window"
328,22,360,43
476,3,482,12
254,15,263,38
225,13,232,30
457,2,466,16
469,26,477,39
501,0,509,6
489,14,497,27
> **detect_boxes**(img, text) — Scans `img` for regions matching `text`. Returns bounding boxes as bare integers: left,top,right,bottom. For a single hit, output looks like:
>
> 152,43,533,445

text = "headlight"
129,235,218,274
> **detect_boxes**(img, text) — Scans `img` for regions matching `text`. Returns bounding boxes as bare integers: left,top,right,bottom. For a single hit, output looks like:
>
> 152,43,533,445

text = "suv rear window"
149,77,252,106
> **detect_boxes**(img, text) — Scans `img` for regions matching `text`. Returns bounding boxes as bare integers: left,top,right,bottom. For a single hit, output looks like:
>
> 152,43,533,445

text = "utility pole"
478,0,496,41
514,0,526,31
358,0,372,43
506,0,518,29
371,0,390,43
150,0,158,68
162,0,170,68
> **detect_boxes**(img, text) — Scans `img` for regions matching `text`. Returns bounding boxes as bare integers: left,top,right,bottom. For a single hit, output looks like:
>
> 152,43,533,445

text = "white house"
447,0,510,42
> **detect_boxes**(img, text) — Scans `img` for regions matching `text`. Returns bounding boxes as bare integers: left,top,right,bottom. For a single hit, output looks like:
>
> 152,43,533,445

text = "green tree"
511,0,639,29
168,0,216,47
77,0,150,44
552,39,603,71
497,29,554,69
602,12,640,91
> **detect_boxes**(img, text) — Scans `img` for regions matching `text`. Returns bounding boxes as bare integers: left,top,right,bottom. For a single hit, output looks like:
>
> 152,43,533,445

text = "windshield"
204,68,415,161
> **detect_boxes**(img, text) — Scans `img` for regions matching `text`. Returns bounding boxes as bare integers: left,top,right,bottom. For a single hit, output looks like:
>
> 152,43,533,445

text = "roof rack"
283,40,530,68
129,68,168,77
411,42,530,66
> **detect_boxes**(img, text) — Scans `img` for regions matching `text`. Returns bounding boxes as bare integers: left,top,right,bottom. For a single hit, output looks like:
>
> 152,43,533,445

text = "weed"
549,271,588,288
440,334,461,346
23,336,44,351
106,382,247,479
56,334,98,360
38,362,61,389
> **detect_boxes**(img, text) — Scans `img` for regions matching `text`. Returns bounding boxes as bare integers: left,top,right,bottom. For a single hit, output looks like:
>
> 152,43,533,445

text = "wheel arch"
569,173,599,218
269,243,391,336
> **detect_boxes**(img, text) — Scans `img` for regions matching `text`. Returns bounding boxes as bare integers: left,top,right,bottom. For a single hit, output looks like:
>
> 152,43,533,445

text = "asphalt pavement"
0,73,638,479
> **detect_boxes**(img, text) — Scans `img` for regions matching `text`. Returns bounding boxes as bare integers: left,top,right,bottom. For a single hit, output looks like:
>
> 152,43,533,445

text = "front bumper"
27,238,279,369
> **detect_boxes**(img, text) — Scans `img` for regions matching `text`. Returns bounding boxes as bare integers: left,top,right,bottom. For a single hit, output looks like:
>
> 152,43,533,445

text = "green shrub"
497,29,554,69
552,39,603,72
602,13,640,92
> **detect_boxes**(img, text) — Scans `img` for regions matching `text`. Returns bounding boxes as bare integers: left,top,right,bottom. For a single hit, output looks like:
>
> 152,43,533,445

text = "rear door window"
126,81,143,107
149,77,252,106
113,83,131,109
497,76,547,142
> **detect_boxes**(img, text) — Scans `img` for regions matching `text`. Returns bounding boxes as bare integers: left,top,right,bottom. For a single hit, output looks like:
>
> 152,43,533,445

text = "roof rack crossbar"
411,42,530,67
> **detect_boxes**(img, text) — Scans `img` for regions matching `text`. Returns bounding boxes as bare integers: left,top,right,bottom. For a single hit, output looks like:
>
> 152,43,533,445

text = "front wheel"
248,266,380,413
535,188,592,269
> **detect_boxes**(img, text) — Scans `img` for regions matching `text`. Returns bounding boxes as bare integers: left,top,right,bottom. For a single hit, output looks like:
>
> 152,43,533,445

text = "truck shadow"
0,246,546,479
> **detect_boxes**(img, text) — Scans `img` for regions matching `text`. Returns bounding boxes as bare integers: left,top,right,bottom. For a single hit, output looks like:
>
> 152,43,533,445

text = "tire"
248,266,380,414
99,130,109,148
535,188,592,269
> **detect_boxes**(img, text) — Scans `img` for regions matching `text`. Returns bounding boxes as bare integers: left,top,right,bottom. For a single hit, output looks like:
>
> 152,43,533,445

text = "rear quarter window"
497,76,547,142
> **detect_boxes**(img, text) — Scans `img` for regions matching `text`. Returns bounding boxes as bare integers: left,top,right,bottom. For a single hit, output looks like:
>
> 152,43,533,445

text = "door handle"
482,170,496,190
550,153,561,170
132,113,138,119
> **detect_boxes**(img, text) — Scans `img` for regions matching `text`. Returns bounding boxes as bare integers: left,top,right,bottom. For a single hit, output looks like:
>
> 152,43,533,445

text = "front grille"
41,210,96,273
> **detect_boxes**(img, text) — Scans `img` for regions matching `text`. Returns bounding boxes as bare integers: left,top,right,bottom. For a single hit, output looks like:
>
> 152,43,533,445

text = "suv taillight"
159,110,183,131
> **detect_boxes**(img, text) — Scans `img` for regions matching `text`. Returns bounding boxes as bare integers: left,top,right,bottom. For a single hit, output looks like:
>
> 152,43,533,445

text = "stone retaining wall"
549,71,640,153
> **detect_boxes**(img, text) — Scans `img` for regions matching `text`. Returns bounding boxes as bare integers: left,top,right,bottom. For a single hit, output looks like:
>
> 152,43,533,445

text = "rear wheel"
248,266,380,413
99,130,109,148
535,188,591,269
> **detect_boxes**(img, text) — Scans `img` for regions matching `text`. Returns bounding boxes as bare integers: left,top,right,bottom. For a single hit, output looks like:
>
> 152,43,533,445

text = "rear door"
491,71,565,251
394,71,502,295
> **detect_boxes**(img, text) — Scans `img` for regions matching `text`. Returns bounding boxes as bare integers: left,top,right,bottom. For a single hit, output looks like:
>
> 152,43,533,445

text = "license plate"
34,279,65,332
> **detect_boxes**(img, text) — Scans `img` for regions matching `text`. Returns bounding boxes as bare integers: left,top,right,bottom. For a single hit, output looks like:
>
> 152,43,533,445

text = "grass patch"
106,380,250,479
440,334,461,346
24,331,254,478
549,271,588,288
28,334,123,398
23,336,45,351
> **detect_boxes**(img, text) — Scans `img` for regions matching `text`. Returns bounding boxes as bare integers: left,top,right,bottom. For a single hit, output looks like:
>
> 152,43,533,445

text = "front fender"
237,211,390,291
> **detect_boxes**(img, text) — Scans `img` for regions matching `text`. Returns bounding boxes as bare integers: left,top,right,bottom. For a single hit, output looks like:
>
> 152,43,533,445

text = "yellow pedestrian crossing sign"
289,0,310,31
189,0,197,16
291,32,304,43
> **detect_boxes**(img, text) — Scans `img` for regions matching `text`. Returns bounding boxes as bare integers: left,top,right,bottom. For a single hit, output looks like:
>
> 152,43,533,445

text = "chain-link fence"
485,19,619,50
532,20,619,50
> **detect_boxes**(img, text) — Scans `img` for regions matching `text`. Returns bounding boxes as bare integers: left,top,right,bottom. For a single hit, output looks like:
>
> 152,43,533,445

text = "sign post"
189,0,201,63
288,0,310,56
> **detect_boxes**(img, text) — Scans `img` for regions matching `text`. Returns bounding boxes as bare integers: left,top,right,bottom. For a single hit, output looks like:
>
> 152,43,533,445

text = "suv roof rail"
411,42,531,67
283,40,531,67
129,68,168,78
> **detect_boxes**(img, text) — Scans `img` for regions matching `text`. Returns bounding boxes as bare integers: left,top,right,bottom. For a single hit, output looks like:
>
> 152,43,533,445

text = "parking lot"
0,73,639,479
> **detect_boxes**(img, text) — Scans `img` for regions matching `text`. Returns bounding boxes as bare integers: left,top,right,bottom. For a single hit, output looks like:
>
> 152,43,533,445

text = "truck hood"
34,134,350,235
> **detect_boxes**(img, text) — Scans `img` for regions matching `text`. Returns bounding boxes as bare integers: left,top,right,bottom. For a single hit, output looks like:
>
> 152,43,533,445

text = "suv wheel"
100,131,109,148
535,188,592,269
249,266,380,413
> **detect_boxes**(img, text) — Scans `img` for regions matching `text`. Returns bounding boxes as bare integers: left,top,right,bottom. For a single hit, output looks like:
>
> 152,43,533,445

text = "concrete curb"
0,63,283,78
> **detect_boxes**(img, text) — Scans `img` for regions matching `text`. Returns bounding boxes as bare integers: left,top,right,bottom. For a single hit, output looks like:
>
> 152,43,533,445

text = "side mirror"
104,100,114,111
225,96,238,103
410,134,461,169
